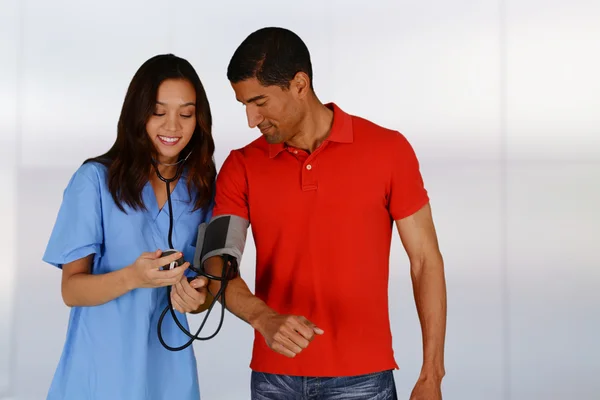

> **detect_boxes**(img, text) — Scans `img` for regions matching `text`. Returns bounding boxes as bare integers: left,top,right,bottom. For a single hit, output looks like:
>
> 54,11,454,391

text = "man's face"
231,77,302,144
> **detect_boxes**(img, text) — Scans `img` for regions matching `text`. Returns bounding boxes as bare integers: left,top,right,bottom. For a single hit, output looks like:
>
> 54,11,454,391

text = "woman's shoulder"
66,160,109,192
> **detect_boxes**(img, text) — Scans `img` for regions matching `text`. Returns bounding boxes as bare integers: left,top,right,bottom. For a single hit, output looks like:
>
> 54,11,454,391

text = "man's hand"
409,376,443,400
254,313,324,358
170,275,211,313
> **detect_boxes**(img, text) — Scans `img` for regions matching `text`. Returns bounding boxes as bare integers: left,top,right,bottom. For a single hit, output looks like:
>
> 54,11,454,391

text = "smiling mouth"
259,125,273,134
158,135,181,146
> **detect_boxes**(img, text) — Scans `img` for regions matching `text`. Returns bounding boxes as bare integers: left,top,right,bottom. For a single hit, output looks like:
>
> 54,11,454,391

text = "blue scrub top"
43,161,211,400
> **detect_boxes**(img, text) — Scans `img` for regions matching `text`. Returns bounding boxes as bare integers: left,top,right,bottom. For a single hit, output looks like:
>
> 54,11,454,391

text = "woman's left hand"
170,275,211,313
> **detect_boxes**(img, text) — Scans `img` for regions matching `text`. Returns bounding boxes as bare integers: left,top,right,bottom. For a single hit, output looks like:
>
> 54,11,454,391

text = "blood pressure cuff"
193,214,249,275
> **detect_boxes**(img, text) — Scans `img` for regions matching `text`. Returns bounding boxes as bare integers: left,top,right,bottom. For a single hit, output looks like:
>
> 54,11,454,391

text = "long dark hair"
85,54,216,213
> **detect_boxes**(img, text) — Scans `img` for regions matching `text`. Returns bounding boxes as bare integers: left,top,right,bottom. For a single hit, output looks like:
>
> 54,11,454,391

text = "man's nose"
246,106,263,129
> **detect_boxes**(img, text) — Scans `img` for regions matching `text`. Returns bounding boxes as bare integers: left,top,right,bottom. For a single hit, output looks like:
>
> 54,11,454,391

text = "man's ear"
292,71,311,99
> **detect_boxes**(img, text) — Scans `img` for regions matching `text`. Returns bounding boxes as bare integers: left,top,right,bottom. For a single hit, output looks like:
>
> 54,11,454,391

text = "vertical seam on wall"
499,0,510,399
7,0,24,398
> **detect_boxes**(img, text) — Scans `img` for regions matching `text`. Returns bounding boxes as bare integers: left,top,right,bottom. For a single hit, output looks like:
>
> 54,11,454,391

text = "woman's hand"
127,250,189,289
170,276,211,313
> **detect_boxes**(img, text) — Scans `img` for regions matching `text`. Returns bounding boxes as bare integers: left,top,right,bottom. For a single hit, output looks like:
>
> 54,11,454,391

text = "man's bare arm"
203,256,275,328
203,256,323,358
396,202,447,381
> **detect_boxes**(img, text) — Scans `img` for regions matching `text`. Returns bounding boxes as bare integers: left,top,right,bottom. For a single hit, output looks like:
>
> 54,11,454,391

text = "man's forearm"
204,256,276,329
220,277,276,328
411,254,447,379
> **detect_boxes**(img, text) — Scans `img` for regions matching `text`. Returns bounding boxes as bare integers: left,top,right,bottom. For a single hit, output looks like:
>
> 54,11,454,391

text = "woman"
42,54,216,399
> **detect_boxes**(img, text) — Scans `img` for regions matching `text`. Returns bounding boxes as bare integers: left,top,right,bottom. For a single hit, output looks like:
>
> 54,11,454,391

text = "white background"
1,0,599,399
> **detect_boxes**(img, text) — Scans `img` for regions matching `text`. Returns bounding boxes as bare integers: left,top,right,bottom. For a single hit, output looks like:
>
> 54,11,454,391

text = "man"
206,27,447,399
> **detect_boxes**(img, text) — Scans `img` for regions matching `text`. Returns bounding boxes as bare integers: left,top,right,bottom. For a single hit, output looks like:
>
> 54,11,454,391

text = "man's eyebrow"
239,95,267,104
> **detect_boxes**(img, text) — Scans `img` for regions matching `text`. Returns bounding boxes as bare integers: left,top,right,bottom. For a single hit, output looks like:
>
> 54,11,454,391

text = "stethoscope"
151,151,234,351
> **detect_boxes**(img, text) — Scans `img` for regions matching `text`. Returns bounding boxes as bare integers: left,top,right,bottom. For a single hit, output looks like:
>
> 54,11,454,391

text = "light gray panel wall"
0,0,19,397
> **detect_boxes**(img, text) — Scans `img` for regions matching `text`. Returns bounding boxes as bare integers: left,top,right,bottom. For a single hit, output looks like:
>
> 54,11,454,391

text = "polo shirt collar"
268,102,353,158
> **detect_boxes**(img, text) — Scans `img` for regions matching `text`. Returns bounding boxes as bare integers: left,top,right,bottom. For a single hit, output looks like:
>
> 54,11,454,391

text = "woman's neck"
151,156,180,182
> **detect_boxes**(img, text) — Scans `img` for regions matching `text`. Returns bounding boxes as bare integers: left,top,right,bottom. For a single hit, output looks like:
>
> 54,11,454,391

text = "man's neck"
286,100,334,153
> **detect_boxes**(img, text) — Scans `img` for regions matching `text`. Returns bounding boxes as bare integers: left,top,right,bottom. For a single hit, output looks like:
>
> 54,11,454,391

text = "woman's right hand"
127,250,190,289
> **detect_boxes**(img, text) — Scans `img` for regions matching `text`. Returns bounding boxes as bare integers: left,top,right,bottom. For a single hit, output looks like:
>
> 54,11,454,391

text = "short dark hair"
227,27,313,89
85,54,216,213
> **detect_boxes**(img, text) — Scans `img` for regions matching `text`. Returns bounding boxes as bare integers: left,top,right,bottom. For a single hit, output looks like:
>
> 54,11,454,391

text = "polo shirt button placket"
302,160,317,190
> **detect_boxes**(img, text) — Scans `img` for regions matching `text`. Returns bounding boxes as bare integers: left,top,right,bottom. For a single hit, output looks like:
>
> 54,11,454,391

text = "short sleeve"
212,150,250,221
202,181,216,223
388,133,429,220
203,197,215,222
42,163,104,269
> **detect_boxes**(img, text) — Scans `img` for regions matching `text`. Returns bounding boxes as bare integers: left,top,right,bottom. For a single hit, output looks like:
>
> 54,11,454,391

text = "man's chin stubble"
264,135,283,144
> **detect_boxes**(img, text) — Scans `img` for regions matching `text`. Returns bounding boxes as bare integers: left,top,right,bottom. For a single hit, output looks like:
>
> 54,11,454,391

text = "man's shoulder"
220,136,269,174
349,113,410,148
228,136,269,158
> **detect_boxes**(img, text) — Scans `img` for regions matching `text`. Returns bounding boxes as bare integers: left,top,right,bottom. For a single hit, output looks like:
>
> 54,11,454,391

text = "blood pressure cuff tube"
193,214,249,278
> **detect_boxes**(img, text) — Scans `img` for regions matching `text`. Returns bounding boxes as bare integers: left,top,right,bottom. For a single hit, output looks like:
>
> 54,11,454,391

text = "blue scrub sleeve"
204,195,215,222
43,163,104,269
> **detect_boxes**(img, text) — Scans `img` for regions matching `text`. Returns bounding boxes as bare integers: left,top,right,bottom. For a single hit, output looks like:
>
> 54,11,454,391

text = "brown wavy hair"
85,54,216,213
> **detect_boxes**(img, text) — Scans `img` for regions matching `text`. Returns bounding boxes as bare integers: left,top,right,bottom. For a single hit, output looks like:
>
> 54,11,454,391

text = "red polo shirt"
213,103,429,377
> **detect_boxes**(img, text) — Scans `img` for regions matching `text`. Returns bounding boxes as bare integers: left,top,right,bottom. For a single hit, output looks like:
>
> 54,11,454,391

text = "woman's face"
146,78,197,163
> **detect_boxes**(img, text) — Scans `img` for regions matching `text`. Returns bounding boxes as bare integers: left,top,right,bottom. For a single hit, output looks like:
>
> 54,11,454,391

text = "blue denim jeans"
250,370,398,400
